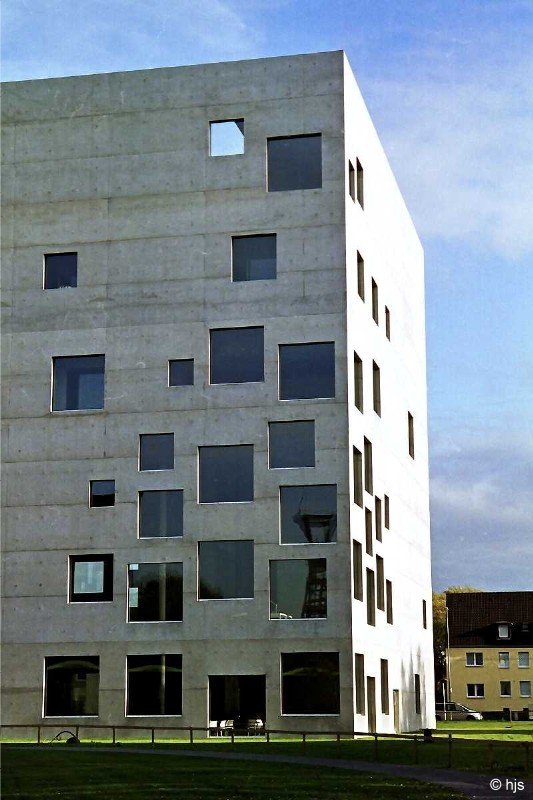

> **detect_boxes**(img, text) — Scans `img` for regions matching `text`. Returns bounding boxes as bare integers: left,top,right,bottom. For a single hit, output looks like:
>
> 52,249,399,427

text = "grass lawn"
435,720,533,740
1,747,466,800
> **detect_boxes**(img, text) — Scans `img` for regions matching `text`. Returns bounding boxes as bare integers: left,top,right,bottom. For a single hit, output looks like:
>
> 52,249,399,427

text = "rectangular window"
366,568,375,626
355,653,365,714
498,623,511,639
375,497,382,542
232,234,276,282
422,599,427,629
498,652,510,669
279,342,335,400
199,445,253,503
386,580,393,624
466,683,484,698
209,119,244,156
353,541,363,601
371,279,379,324
414,674,421,714
270,558,327,619
139,490,183,538
385,306,391,340
500,681,512,697
69,555,113,602
466,652,484,667
126,654,182,716
376,555,385,611
281,652,339,715
267,134,322,192
408,412,415,459
357,252,365,301
384,495,390,529
372,361,381,416
348,160,356,201
364,438,373,494
356,158,364,208
280,484,337,544
52,355,105,411
518,652,530,668
210,327,264,384
128,562,183,622
89,480,115,508
353,447,363,507
354,352,363,411
139,433,174,471
269,420,315,469
168,359,194,387
365,508,373,556
380,659,389,714
44,252,77,289
44,656,99,717
198,540,254,599
520,681,531,697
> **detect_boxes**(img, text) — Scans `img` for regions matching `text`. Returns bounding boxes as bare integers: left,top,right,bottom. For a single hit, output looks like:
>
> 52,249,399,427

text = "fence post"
414,735,418,764
151,728,155,747
231,729,234,745
37,725,41,745
447,733,452,768
75,725,80,741
266,730,270,744
373,733,379,761
302,732,306,754
112,727,116,745
189,727,194,745
336,732,341,756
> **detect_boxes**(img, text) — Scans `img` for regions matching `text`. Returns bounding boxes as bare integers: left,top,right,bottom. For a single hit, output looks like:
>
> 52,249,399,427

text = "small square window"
128,562,183,622
498,623,511,639
267,134,322,192
52,355,105,411
466,652,484,667
268,420,315,469
126,655,182,716
199,445,253,503
518,652,530,668
232,234,276,282
139,433,174,471
89,480,115,507
69,554,113,602
500,681,512,697
520,681,531,697
209,119,244,156
498,651,510,669
279,342,335,400
44,656,99,717
210,327,264,384
169,359,194,387
139,490,183,538
198,540,254,599
280,484,337,544
44,252,77,289
270,558,326,619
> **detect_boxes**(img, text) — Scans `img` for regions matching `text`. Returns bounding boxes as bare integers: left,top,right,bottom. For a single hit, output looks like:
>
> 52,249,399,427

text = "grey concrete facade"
1,51,434,734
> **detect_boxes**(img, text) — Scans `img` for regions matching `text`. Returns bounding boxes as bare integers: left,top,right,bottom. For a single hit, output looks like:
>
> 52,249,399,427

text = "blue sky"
3,0,532,590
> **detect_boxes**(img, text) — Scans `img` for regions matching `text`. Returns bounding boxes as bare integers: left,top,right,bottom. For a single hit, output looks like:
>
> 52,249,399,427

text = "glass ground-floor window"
281,652,340,715
44,656,99,716
126,655,182,716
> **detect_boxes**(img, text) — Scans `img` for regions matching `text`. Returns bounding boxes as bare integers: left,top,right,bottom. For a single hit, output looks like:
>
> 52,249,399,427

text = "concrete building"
1,51,434,735
447,592,533,720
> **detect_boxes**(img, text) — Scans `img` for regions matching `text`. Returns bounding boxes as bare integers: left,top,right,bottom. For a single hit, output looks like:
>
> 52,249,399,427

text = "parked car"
436,702,483,721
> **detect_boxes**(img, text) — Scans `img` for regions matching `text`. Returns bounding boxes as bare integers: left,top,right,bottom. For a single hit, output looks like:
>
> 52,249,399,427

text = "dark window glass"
353,447,363,507
367,568,376,626
381,659,390,714
408,412,415,458
281,652,340,715
356,158,364,208
127,655,182,716
385,306,391,340
210,327,264,384
69,555,113,602
198,540,254,599
169,359,194,387
423,599,427,629
139,490,183,538
364,438,373,494
384,494,390,529
357,253,365,301
279,342,335,400
386,579,393,624
89,480,115,508
52,355,105,411
210,119,244,156
280,484,337,544
44,656,99,716
375,497,382,542
414,673,421,714
128,562,183,622
353,541,363,601
44,252,77,289
355,653,365,714
270,559,327,619
267,134,322,192
232,234,276,282
348,161,355,201
269,420,315,469
139,434,174,471
376,555,385,611
372,279,379,324
373,361,381,416
199,445,253,503
354,352,363,411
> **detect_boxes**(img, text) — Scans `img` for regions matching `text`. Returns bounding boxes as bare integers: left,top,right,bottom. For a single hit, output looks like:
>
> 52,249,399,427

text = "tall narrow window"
348,160,356,201
366,568,375,626
267,134,322,192
210,119,244,156
422,599,427,629
355,653,365,714
408,412,415,458
364,437,373,494
371,279,379,324
375,497,382,542
380,659,389,714
385,306,391,340
357,252,365,301
414,674,421,714
354,352,363,411
356,158,364,208
376,555,385,611
384,495,390,529
52,355,105,411
353,447,363,507
353,541,363,601
44,252,77,289
365,508,373,556
386,580,393,624
372,361,381,416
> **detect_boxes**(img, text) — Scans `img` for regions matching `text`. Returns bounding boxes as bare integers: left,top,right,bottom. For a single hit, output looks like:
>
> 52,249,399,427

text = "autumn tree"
433,586,483,698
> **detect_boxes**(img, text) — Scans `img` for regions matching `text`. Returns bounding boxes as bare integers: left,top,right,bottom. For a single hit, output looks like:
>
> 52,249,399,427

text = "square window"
44,656,99,717
281,652,339,715
280,484,337,544
279,342,335,400
518,652,530,668
466,652,484,667
198,540,254,599
169,359,194,387
210,327,264,384
139,490,183,538
128,562,183,622
268,420,315,469
89,480,115,508
69,555,113,602
270,559,326,619
498,652,510,668
498,623,511,639
44,252,77,289
52,355,105,411
126,654,182,716
139,434,174,471
232,234,276,282
500,681,512,697
199,445,253,503
267,134,322,192
210,119,244,156
520,681,531,697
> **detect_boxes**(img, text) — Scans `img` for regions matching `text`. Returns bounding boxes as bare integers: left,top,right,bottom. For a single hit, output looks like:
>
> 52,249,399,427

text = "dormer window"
497,623,511,639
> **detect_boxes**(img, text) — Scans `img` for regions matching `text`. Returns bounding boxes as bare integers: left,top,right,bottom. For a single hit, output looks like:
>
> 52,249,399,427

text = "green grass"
435,720,533,740
1,747,466,800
